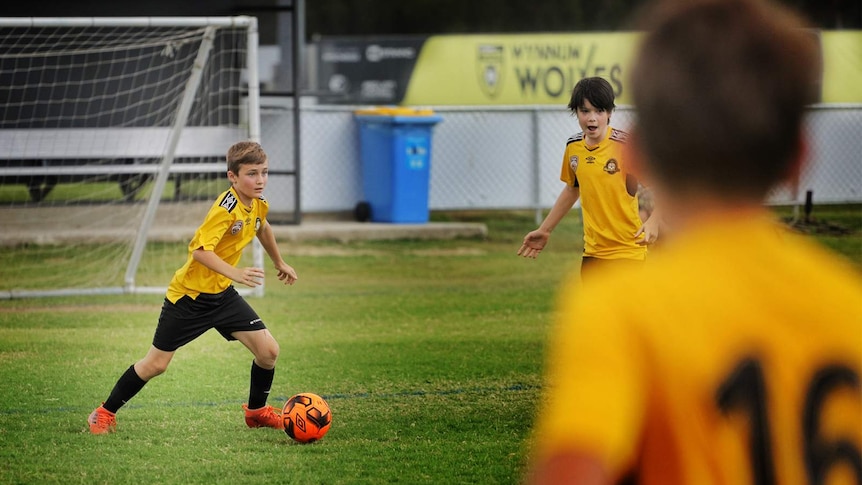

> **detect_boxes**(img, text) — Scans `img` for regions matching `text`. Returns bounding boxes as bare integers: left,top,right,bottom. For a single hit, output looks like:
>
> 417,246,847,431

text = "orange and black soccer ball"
282,392,332,443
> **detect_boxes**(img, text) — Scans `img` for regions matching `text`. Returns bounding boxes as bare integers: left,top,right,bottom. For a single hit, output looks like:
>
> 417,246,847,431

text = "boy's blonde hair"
226,141,267,175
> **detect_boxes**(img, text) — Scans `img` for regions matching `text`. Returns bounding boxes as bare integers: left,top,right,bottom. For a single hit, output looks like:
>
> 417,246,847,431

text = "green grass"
772,203,862,264
0,205,859,484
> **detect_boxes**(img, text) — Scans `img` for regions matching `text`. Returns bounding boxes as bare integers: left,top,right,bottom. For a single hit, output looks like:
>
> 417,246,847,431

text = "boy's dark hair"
631,0,819,199
568,77,616,113
226,141,267,175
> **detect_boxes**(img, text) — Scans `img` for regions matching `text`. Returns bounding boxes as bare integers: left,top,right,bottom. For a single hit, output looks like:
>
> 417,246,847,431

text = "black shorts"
152,286,267,352
580,256,645,281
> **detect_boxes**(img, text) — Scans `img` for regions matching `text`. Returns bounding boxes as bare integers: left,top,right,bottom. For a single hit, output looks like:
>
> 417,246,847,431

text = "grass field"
0,205,859,484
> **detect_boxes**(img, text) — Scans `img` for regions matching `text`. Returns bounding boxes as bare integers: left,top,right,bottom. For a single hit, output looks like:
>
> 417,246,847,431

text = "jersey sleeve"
257,195,270,223
560,144,578,187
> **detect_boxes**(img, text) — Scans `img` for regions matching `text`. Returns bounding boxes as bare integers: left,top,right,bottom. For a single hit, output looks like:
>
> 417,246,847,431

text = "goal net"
0,17,263,298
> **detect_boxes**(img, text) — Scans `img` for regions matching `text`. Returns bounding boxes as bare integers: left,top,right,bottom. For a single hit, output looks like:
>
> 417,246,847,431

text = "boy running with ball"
88,141,297,434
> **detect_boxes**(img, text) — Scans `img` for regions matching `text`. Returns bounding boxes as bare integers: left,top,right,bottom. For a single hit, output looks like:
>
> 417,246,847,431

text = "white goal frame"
0,17,263,298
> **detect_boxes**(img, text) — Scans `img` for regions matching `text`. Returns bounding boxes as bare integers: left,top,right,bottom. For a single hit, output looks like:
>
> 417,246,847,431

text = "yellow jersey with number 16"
534,211,862,484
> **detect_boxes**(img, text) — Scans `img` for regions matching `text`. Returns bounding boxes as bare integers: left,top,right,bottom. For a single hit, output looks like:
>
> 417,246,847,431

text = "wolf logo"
476,44,504,99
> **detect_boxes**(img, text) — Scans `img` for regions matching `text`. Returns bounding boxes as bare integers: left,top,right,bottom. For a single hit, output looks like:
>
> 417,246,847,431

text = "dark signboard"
315,37,426,104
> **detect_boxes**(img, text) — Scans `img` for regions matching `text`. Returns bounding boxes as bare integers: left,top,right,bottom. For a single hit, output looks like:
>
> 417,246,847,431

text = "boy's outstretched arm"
256,221,298,285
518,184,580,259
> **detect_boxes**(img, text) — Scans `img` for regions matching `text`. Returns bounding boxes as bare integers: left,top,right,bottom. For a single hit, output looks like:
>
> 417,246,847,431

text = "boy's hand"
274,262,298,285
236,267,266,287
518,230,550,259
635,217,660,246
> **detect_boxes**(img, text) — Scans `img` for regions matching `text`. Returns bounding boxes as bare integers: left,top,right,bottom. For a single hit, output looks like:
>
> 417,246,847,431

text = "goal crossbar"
0,16,263,299
0,17,255,28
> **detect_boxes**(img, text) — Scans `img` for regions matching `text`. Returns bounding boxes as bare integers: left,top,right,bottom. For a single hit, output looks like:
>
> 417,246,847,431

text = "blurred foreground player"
525,0,862,483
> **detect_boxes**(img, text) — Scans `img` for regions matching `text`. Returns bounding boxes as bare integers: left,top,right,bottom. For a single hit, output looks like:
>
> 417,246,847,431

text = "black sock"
103,365,147,413
248,361,275,410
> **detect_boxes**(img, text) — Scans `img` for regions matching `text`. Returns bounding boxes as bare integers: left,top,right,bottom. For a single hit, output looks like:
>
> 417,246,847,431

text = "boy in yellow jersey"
517,77,660,279
88,141,298,434
525,0,862,484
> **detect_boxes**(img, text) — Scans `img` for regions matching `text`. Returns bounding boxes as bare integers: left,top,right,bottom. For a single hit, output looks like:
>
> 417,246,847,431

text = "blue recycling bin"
354,107,443,223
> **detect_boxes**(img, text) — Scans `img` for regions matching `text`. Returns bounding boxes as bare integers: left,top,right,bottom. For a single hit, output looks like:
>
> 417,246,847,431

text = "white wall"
261,102,862,215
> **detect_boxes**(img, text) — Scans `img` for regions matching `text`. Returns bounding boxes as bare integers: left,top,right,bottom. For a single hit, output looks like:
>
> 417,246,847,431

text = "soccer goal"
0,17,263,298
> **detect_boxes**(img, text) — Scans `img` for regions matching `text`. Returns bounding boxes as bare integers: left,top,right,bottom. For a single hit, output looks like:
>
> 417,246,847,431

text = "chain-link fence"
262,102,861,218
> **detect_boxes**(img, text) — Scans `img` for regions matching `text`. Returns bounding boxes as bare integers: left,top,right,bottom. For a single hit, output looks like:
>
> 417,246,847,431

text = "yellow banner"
401,31,862,105
821,31,862,103
402,33,641,106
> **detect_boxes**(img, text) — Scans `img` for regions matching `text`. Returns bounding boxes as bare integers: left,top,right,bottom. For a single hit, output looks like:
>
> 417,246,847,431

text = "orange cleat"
242,404,284,430
88,405,117,434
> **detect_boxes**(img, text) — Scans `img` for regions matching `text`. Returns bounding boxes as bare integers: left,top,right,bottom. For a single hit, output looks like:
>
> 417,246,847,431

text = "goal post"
0,16,263,298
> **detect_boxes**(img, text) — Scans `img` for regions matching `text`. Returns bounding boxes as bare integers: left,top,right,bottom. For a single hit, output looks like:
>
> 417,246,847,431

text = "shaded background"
0,0,860,40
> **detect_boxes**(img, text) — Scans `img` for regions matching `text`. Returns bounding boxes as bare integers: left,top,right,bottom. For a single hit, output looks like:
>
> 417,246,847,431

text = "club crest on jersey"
569,155,578,172
255,217,262,232
603,159,620,174
230,220,243,235
220,192,238,212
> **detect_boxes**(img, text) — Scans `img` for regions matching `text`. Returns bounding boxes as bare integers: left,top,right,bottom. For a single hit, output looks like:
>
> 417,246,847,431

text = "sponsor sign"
316,38,426,104
314,30,858,106
821,31,862,103
402,33,640,105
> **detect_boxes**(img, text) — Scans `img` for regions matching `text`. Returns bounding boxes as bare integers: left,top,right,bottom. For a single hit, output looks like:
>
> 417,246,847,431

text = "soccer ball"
282,392,332,443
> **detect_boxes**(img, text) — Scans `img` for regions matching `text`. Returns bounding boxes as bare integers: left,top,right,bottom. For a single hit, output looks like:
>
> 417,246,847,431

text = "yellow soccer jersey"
166,187,268,302
534,211,862,484
561,126,645,260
